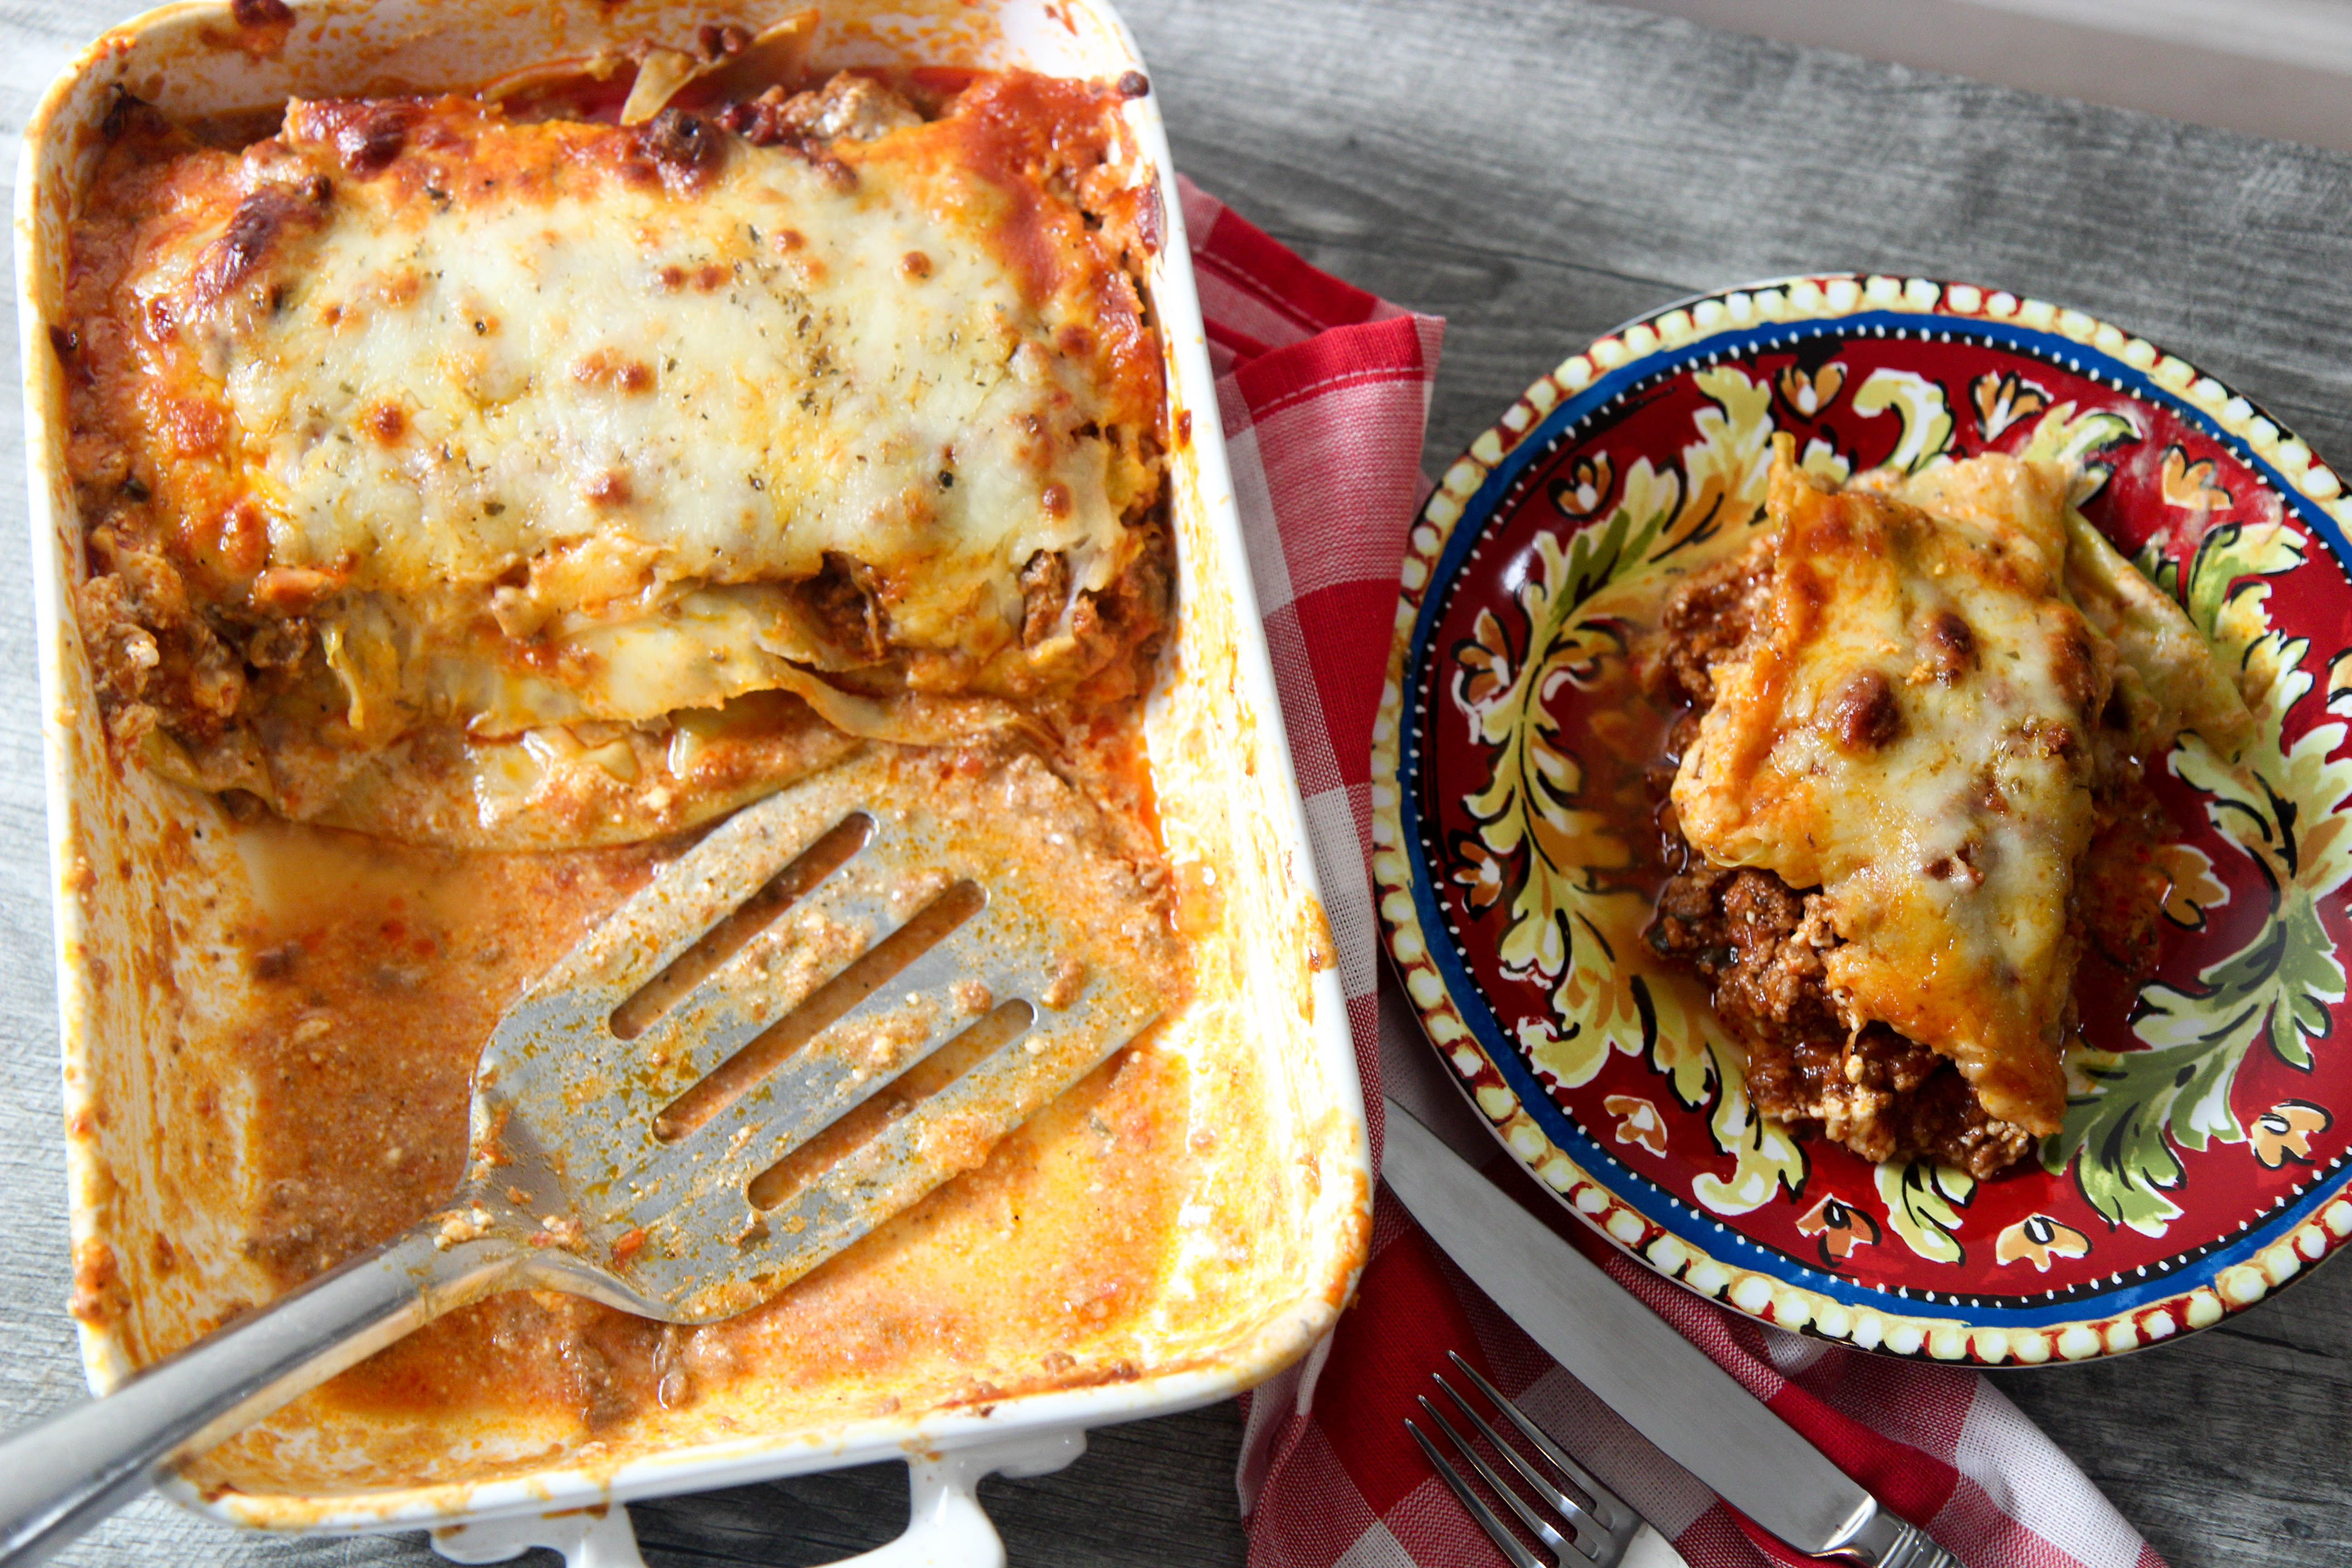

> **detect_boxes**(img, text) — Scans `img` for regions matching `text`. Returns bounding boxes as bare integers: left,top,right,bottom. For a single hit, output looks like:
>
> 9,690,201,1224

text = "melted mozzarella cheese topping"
1671,455,2110,1135
127,93,1157,742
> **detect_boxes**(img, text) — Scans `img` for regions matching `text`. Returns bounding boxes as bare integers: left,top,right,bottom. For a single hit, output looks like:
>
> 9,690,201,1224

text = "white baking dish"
15,1,1370,1559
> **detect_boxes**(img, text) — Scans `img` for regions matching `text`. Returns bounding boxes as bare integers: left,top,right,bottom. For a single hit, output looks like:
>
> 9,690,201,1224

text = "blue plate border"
1393,303,2352,1331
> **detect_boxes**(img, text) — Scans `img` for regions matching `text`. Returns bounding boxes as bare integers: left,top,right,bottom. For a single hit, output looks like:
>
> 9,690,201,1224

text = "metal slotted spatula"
0,749,1174,1564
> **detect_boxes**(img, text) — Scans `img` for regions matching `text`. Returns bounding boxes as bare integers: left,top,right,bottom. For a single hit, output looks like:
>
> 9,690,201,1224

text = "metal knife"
1381,1097,1961,1568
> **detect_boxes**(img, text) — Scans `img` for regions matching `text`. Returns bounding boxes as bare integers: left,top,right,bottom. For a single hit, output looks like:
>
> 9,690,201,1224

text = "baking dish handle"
854,1432,1088,1568
430,1429,1087,1568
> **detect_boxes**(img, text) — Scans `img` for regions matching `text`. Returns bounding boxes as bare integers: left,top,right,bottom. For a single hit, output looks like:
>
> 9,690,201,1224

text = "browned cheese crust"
60,66,1171,846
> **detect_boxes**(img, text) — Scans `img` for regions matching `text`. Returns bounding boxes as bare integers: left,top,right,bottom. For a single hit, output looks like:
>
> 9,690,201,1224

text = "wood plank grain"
1134,0,2352,467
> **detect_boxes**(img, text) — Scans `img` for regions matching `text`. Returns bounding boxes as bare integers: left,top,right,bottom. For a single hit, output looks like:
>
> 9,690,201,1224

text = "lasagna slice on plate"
1646,441,2250,1176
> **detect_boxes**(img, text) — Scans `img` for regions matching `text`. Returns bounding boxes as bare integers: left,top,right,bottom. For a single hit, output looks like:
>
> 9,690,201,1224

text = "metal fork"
1406,1352,1651,1568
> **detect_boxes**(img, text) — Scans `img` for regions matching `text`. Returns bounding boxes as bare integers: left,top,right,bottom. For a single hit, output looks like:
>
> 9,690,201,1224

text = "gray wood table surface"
0,0,2345,1563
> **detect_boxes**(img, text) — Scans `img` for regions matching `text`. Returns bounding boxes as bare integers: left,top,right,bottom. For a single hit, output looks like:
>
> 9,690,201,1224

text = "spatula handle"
0,1223,514,1565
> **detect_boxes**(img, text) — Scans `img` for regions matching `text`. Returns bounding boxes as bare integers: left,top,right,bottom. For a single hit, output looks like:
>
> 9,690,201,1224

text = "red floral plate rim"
1368,273,2352,1364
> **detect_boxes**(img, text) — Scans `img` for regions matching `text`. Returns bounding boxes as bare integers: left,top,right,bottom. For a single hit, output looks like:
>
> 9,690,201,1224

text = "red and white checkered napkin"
1177,177,2168,1568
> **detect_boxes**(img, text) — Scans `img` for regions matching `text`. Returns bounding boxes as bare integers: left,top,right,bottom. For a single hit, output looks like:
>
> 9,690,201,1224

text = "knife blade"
1381,1097,1960,1568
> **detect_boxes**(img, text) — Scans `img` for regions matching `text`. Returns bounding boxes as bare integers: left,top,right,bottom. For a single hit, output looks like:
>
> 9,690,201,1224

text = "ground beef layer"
1646,858,2038,1178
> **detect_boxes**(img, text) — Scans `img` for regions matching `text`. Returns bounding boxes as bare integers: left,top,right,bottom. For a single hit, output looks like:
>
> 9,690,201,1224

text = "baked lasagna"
63,43,1166,846
57,25,1209,1458
1644,445,2249,1176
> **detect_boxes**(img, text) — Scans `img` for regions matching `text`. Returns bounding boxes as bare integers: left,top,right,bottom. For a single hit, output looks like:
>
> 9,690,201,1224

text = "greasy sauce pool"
194,801,1195,1488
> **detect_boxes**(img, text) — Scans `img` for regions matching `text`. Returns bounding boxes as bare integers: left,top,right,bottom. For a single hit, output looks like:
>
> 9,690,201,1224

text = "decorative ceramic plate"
1371,274,2352,1364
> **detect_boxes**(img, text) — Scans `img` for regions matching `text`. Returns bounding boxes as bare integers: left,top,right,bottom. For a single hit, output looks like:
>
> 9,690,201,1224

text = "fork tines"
1405,1352,1642,1568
